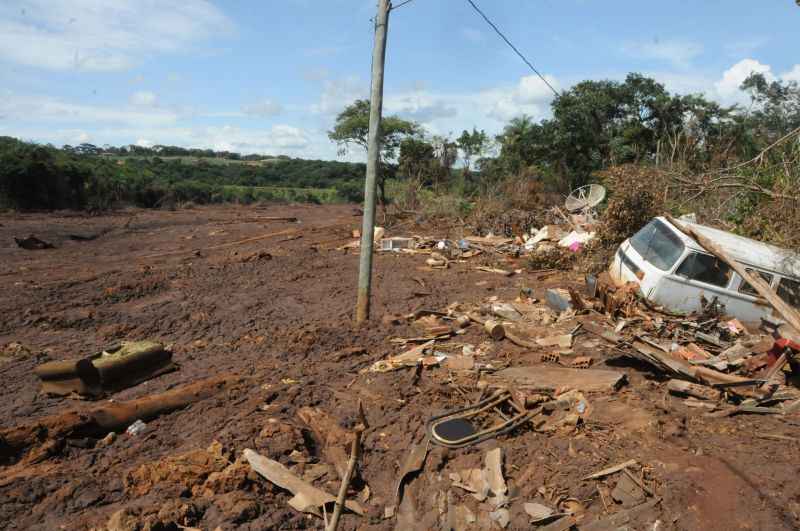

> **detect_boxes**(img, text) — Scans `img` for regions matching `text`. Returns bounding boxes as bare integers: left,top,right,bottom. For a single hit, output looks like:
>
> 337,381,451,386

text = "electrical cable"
391,0,414,11
464,0,560,97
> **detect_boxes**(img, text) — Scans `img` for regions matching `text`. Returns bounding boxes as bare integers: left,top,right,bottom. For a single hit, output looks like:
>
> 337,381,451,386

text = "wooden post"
356,0,391,323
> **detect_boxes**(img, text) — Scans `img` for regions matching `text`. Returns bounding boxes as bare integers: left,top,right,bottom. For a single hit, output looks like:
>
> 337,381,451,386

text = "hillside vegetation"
1,71,798,250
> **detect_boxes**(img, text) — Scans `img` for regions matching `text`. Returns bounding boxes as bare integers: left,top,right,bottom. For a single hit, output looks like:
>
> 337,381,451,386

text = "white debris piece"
557,230,596,248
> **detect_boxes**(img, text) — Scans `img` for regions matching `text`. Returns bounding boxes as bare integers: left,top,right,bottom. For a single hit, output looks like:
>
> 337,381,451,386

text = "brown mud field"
1,204,799,530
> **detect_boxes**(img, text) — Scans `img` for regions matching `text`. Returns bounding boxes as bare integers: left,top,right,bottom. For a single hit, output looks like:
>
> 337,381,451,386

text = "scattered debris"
427,390,534,448
1,375,242,465
243,449,363,518
490,366,627,393
125,419,147,437
34,341,175,397
583,460,638,481
14,235,54,250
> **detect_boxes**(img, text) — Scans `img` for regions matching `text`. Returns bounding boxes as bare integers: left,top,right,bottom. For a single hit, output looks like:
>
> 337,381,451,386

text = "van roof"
658,216,800,278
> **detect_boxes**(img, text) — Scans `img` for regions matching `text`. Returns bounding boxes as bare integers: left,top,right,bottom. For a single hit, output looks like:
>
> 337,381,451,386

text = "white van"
609,216,800,325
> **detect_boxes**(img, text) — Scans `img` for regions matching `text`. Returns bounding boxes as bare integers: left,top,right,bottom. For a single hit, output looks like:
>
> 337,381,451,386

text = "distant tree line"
0,137,368,210
1,71,797,211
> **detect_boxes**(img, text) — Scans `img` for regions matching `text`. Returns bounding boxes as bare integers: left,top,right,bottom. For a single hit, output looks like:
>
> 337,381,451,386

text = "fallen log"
0,375,242,465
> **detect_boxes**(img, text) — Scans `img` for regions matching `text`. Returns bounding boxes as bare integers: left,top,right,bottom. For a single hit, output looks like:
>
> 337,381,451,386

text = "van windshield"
629,219,685,271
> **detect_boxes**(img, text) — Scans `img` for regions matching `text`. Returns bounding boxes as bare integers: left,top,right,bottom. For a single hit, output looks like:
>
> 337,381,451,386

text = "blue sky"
0,0,798,160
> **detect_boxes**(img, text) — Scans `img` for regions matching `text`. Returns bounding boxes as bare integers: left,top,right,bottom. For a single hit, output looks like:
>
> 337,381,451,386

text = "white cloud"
0,92,179,127
188,124,311,154
713,58,775,103
0,0,234,71
136,138,154,148
241,100,283,117
782,64,800,83
623,38,703,68
311,76,368,115
130,91,158,107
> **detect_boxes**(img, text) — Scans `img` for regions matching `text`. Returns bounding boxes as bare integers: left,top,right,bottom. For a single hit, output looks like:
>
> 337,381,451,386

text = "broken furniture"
426,389,534,448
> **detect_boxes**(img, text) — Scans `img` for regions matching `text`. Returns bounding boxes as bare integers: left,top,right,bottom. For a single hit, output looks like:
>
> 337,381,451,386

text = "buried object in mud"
243,448,364,518
426,389,535,448
1,375,241,465
34,341,175,397
14,235,54,250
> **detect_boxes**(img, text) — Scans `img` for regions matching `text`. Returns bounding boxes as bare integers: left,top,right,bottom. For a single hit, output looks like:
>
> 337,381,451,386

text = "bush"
595,165,664,246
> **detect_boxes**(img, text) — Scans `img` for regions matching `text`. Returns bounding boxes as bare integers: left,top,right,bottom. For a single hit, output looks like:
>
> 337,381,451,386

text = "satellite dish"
565,184,606,213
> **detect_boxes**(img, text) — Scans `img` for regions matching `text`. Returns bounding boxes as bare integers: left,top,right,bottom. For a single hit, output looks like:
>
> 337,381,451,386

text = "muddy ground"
1,204,799,530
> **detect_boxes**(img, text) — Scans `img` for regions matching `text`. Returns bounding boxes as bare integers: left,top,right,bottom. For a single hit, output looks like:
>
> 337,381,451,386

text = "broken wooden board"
628,339,695,379
243,448,363,517
576,317,623,344
490,366,626,393
465,235,514,247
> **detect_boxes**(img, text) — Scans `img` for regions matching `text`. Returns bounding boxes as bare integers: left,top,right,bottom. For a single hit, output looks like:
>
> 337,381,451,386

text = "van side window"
739,268,774,296
777,278,800,309
675,252,732,288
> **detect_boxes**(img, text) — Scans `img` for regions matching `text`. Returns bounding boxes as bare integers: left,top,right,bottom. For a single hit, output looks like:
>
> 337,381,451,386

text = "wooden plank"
244,449,363,517
666,215,800,334
583,459,638,480
491,366,626,393
576,317,623,344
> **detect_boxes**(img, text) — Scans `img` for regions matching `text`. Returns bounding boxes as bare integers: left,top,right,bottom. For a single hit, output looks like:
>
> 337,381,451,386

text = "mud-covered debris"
484,448,508,507
611,472,647,508
14,235,54,250
667,379,720,401
296,406,353,481
34,340,175,397
367,340,441,372
490,366,626,393
524,502,556,523
393,440,430,510
583,460,638,481
427,390,533,448
243,448,363,518
484,320,506,340
546,288,573,313
489,508,510,528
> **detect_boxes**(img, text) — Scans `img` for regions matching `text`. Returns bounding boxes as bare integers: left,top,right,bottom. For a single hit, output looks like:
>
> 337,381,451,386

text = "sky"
0,0,798,161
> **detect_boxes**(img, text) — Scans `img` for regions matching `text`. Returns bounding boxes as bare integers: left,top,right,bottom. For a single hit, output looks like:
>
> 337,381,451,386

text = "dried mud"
1,204,799,530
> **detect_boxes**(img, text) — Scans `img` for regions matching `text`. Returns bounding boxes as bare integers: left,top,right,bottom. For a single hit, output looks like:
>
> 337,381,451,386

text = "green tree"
456,128,489,175
328,99,421,204
741,72,800,143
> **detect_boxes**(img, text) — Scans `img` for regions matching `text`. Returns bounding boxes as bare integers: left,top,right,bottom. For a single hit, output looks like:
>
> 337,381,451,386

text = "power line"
464,0,560,98
390,0,414,11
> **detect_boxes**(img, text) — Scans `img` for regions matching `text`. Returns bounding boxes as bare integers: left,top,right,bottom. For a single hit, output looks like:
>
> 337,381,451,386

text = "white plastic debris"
126,419,147,436
557,230,596,248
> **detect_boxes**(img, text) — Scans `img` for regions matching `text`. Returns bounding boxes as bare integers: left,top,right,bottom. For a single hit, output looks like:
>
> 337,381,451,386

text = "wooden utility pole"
356,0,391,323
